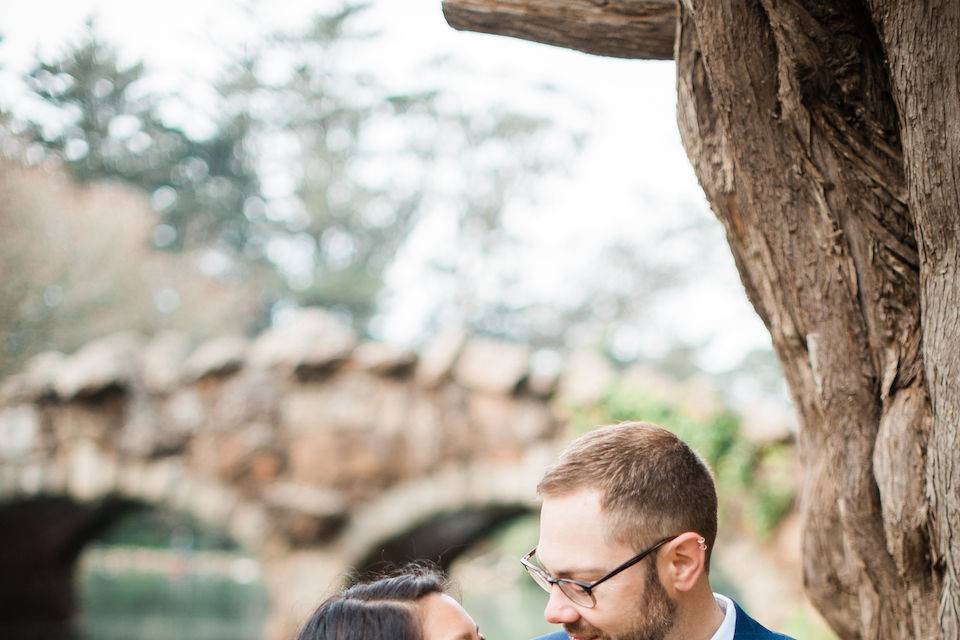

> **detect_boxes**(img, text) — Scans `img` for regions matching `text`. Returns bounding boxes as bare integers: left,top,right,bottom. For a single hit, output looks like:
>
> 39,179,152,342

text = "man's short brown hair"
538,421,718,564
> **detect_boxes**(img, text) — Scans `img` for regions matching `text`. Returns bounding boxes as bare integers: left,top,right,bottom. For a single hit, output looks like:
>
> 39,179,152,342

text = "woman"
297,569,485,640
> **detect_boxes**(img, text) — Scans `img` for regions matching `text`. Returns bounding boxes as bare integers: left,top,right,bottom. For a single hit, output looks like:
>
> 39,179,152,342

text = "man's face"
536,489,676,640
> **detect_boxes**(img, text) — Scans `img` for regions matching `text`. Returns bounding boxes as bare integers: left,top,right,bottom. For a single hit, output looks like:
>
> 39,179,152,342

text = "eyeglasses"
520,535,681,608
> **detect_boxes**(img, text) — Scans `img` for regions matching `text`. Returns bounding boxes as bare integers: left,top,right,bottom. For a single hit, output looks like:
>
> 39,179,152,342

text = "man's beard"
563,563,676,640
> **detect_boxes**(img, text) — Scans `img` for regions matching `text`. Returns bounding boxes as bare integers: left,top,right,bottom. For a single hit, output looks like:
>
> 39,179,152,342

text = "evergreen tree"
22,20,260,253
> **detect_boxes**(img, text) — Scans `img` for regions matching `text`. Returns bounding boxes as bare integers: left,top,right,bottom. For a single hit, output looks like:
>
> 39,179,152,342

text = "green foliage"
714,434,756,491
588,386,739,470
745,445,797,537
583,384,797,538
244,12,431,325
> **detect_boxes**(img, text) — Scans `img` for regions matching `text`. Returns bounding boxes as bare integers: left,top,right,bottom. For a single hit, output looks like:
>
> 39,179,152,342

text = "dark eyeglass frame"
520,535,679,608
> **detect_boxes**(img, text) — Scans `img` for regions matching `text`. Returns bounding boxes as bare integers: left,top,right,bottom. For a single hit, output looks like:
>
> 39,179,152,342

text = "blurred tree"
220,3,577,327
0,161,261,376
0,34,13,154
454,236,686,353
21,19,261,253
12,7,579,332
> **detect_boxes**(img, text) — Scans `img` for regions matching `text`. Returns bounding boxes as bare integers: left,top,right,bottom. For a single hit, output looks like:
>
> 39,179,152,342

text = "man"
525,422,794,640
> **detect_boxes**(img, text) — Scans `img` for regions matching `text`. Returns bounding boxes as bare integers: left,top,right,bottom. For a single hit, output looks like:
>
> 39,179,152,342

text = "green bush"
746,445,797,538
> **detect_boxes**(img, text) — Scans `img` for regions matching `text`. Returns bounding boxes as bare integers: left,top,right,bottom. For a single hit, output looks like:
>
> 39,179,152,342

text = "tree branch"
441,0,677,60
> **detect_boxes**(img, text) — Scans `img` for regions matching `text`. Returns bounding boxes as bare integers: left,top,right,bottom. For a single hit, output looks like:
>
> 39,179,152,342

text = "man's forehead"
537,489,633,570
539,488,605,532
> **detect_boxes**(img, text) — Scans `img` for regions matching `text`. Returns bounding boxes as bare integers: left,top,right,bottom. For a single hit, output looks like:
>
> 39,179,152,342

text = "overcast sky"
0,0,771,371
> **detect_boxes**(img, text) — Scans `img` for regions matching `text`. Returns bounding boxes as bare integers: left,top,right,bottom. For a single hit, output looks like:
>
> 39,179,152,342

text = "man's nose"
543,586,580,625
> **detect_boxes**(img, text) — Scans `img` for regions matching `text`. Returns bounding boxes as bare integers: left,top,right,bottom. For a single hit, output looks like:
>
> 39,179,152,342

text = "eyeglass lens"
523,564,594,607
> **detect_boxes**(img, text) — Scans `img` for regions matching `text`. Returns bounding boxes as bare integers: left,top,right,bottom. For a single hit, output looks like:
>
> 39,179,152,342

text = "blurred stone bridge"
1,309,635,639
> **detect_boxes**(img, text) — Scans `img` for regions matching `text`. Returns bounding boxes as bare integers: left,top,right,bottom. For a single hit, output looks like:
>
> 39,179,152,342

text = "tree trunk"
865,3,960,635
675,0,954,637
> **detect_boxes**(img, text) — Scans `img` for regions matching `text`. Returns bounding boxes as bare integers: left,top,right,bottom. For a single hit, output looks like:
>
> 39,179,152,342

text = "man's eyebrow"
539,558,606,578
554,567,605,579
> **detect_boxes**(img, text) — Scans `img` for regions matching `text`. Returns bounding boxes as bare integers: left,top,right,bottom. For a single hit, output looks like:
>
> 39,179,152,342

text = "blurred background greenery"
0,4,584,377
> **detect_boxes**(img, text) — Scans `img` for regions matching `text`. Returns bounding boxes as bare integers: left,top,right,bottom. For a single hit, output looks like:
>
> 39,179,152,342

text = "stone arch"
333,443,557,571
0,456,276,639
2,453,276,555
353,504,532,578
258,444,560,638
0,495,137,639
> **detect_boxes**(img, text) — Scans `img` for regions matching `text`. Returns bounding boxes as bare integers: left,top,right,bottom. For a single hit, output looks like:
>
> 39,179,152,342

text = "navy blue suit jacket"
531,600,795,640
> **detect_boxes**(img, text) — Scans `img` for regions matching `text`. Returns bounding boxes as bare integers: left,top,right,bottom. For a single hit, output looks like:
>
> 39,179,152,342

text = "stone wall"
0,310,573,547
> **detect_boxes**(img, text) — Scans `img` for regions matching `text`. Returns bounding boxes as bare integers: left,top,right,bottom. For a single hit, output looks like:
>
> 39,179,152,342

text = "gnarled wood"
441,0,676,60
865,2,960,635
675,1,940,636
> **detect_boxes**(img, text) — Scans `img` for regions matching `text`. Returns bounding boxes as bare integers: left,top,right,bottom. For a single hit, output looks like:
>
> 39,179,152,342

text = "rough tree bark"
442,0,676,60
865,4,960,636
675,2,941,637
443,1,960,638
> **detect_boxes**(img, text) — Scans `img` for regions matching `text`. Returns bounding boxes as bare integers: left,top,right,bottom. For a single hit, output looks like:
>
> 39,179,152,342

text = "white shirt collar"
709,593,737,640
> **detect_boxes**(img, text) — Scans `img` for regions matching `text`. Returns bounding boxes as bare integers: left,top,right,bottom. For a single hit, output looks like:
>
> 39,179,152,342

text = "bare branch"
441,0,676,60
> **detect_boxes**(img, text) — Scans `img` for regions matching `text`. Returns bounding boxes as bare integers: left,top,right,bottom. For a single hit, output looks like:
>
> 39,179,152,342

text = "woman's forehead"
419,593,478,640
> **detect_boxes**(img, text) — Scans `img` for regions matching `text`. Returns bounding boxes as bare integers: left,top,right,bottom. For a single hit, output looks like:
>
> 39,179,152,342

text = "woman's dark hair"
296,568,446,640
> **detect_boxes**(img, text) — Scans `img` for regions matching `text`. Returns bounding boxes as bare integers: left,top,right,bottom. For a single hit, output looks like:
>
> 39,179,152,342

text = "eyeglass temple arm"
586,536,675,590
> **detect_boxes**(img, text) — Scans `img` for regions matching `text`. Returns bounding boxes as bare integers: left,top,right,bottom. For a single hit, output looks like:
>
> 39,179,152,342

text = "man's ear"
660,532,708,593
